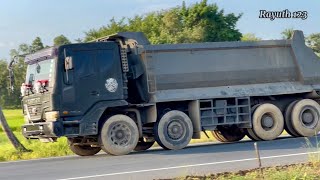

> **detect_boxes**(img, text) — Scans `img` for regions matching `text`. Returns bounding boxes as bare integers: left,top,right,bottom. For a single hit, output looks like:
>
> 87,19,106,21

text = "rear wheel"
68,139,101,156
245,128,262,141
154,110,193,150
248,103,284,141
291,99,320,137
100,115,139,156
211,125,245,142
134,140,155,151
284,100,300,137
246,104,262,141
211,131,224,142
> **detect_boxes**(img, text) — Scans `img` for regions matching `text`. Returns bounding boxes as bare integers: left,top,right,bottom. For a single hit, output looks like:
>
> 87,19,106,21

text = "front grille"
25,105,42,122
23,94,51,122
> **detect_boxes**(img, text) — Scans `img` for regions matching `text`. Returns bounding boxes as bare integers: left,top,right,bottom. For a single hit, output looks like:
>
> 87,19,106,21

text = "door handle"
90,91,99,96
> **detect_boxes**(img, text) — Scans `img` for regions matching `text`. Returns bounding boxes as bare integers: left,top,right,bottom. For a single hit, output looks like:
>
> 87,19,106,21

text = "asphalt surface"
0,135,319,180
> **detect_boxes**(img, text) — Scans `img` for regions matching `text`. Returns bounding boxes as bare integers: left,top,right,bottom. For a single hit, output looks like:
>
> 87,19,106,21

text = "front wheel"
100,114,139,156
154,110,193,150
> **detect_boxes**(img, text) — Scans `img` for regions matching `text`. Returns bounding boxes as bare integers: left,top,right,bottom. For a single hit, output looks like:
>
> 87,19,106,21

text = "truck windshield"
25,59,55,86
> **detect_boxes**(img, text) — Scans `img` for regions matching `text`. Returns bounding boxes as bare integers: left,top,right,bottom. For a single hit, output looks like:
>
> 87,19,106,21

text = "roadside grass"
305,135,320,165
0,109,23,133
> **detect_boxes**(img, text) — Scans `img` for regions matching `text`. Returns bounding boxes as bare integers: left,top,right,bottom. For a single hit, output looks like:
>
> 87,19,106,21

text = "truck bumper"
22,121,64,139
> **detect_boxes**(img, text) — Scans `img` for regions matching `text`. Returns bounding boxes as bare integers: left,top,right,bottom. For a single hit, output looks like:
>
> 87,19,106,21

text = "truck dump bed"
140,31,320,102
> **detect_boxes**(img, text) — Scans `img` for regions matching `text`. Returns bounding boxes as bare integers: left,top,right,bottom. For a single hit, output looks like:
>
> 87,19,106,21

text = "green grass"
0,109,24,133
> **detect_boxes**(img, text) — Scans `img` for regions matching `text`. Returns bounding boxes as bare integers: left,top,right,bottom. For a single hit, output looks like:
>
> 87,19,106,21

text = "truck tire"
211,126,245,142
100,114,139,156
291,99,320,137
154,110,193,150
284,100,301,137
246,104,262,141
134,141,155,151
68,140,101,156
249,103,284,141
246,128,262,141
211,131,224,142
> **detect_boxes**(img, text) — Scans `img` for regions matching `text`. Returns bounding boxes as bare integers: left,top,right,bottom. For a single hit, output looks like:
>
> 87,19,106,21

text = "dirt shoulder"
176,162,320,180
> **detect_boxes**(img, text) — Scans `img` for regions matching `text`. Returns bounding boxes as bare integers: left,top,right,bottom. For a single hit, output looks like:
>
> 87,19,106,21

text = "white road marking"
58,151,320,180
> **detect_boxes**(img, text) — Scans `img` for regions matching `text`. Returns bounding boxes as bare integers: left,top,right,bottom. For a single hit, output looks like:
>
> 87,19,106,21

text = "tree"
241,33,262,41
53,35,71,46
281,28,294,39
30,37,44,53
84,0,242,44
306,33,320,56
0,37,45,109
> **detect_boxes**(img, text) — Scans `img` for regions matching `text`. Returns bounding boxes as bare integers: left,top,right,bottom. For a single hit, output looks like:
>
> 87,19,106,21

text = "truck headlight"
45,111,59,121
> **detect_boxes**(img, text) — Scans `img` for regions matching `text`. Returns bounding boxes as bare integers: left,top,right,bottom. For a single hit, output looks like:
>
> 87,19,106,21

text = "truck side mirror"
65,56,74,70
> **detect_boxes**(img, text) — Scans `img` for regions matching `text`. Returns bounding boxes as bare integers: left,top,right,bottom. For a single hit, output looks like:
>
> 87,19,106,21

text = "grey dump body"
139,31,320,103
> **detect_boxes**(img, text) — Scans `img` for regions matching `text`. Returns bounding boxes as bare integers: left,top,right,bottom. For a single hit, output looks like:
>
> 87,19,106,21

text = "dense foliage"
241,33,261,41
307,33,320,55
84,0,242,43
53,35,71,46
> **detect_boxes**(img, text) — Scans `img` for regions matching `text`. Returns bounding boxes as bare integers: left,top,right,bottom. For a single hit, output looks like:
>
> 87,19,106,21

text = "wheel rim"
167,119,185,140
261,113,274,130
109,122,131,146
299,106,318,129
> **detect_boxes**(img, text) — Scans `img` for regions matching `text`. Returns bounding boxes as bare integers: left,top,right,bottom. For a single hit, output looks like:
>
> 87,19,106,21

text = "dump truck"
10,30,320,156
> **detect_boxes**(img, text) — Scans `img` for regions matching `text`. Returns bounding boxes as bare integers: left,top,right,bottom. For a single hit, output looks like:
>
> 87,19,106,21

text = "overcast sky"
0,0,319,60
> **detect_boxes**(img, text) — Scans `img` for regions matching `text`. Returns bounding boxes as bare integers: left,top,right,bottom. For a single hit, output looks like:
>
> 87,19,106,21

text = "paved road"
1,135,319,180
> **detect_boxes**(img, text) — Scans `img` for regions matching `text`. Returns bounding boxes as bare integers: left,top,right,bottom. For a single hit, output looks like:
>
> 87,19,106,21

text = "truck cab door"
61,43,124,115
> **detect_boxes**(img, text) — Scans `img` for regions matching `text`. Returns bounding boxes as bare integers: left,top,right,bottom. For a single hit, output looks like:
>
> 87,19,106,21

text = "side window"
95,50,113,73
63,48,117,85
73,50,95,79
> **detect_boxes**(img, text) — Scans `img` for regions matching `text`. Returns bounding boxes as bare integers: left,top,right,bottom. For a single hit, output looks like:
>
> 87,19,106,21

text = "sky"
0,0,319,60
